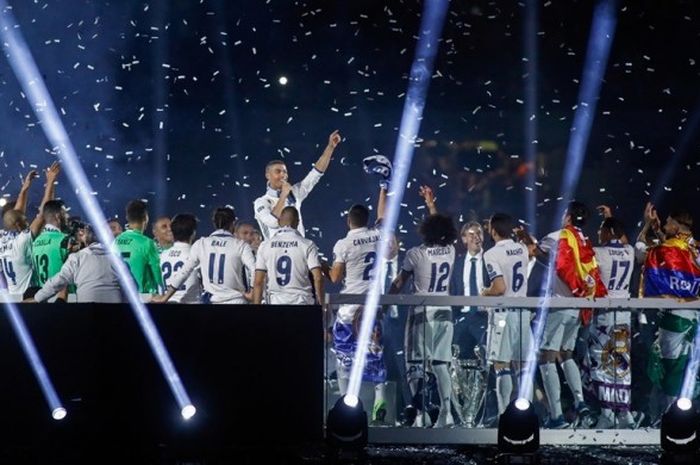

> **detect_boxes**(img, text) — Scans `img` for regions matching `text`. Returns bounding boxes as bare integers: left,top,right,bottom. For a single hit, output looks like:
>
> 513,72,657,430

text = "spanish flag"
641,233,700,299
556,226,607,324
556,225,607,298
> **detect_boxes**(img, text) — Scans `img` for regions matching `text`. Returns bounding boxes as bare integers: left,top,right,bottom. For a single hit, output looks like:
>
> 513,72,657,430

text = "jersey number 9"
276,256,292,286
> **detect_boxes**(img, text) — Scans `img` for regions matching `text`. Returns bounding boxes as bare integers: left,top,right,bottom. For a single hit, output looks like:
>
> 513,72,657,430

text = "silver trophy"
451,344,487,428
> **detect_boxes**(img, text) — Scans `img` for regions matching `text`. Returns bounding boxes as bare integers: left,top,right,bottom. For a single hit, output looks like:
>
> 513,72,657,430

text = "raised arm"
29,162,61,237
39,162,60,209
14,170,38,214
313,130,341,173
419,185,438,216
637,202,663,246
376,185,388,223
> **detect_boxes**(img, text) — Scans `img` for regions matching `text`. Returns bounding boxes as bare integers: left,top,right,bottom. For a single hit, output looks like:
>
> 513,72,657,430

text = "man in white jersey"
254,130,342,241
589,216,640,428
326,185,396,424
154,207,255,304
390,201,458,428
253,207,323,305
159,214,202,304
0,163,60,299
536,201,605,428
480,213,531,415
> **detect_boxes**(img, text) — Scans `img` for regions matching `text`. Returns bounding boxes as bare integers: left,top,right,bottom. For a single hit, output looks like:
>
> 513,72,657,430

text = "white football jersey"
483,239,529,297
0,229,35,296
170,230,255,304
255,226,321,302
539,229,575,298
160,242,202,304
594,240,634,298
401,244,455,296
332,226,382,295
253,167,323,241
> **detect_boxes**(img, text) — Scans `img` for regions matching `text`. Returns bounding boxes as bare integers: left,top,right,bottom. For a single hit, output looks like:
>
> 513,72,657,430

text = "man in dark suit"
451,221,491,359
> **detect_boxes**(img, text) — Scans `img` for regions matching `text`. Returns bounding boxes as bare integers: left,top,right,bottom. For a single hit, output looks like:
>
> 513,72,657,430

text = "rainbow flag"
642,234,700,299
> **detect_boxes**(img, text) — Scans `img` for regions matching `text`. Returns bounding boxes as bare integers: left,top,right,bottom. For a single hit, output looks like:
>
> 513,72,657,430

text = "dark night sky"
2,0,700,258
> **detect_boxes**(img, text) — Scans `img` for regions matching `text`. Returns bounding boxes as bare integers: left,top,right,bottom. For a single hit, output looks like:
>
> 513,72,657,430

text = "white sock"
433,363,452,415
539,362,563,419
496,369,513,415
561,358,584,404
337,365,350,395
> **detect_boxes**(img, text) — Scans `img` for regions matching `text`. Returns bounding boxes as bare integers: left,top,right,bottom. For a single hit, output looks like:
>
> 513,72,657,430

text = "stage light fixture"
52,407,67,421
181,404,197,420
326,395,368,450
498,398,539,459
661,398,700,455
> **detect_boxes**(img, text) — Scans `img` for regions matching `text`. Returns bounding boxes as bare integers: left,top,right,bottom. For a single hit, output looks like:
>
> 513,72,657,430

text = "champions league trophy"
451,344,487,428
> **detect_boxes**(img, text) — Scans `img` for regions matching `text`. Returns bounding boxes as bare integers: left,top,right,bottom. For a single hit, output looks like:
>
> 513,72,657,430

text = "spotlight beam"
0,294,66,419
346,0,450,399
0,2,195,418
520,0,618,401
523,0,540,233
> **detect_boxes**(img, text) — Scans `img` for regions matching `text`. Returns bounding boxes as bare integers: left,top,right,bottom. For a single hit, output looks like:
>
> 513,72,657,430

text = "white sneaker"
434,411,455,428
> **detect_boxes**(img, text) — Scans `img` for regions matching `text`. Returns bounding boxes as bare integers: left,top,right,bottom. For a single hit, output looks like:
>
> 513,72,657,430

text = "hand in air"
328,130,342,149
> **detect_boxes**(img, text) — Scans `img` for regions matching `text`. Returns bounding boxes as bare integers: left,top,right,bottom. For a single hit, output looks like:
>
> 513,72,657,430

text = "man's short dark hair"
601,217,626,239
126,199,148,223
212,207,236,230
489,213,513,239
280,206,300,226
42,199,65,220
265,160,286,171
419,214,458,247
670,208,693,229
567,201,589,228
347,204,370,228
171,214,198,242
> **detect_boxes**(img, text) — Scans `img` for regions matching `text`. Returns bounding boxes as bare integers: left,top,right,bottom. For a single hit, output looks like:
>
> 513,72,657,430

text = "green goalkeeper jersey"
32,225,69,287
114,229,163,293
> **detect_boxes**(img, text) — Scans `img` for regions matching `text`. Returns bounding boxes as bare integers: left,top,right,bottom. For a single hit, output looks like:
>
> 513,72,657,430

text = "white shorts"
212,297,248,305
487,309,533,363
540,309,580,352
267,292,315,305
405,306,453,363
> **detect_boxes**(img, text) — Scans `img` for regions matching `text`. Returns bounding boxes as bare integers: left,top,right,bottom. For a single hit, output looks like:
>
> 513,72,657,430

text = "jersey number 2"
362,252,377,281
429,262,450,292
